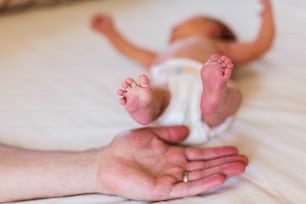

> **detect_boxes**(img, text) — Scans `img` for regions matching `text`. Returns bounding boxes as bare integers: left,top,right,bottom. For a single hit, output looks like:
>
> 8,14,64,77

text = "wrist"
103,29,117,38
77,148,102,194
90,145,113,195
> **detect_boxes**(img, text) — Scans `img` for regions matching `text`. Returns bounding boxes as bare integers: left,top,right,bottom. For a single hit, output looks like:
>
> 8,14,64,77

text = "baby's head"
169,15,236,43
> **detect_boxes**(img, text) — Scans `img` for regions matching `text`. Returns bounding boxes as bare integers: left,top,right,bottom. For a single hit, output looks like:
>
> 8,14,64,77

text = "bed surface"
1,0,306,203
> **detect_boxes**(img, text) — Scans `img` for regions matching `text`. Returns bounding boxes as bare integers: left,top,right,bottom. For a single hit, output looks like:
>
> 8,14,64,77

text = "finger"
186,155,249,171
187,161,247,182
168,174,225,199
149,125,189,143
186,146,239,161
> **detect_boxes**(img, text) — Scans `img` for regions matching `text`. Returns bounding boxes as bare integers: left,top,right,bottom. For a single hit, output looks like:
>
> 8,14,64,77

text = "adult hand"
96,125,248,201
0,125,248,203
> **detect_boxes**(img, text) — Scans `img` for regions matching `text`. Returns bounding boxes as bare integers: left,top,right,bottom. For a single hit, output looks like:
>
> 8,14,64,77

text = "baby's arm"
91,14,158,68
216,0,275,65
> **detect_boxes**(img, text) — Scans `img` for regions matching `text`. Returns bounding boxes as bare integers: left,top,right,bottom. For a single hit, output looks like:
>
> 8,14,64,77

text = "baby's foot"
117,74,154,125
200,54,234,114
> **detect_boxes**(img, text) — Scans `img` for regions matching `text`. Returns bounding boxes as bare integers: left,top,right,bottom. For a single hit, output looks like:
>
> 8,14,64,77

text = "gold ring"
183,171,189,183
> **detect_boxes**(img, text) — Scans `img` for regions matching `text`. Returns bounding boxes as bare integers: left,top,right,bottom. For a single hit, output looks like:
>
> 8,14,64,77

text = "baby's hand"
259,0,272,17
91,14,115,34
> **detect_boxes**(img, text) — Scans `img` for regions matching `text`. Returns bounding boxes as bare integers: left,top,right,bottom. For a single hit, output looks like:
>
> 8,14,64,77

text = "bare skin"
117,74,155,125
118,54,240,127
200,55,242,126
91,0,274,68
0,125,248,202
200,54,234,115
91,0,274,127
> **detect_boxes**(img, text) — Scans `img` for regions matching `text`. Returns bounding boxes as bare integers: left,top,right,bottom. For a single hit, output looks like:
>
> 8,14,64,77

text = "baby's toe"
119,97,127,105
122,78,137,88
207,54,220,63
117,89,126,96
126,78,137,87
139,74,150,88
218,56,226,63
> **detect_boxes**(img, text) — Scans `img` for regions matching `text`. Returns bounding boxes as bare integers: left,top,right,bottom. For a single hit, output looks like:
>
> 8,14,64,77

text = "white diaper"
150,58,233,145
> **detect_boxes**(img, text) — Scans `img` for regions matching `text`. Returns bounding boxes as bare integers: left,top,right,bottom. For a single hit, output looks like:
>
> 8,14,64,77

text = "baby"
91,0,275,145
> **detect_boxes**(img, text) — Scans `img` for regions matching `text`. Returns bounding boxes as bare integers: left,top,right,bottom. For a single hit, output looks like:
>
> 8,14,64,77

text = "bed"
0,0,305,203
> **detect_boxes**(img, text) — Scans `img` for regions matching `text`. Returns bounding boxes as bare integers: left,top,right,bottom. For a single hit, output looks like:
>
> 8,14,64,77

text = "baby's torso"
154,36,219,65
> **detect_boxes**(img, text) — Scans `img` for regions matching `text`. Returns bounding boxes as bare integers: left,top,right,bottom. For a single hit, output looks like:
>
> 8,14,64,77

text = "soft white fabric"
1,0,306,203
150,58,233,145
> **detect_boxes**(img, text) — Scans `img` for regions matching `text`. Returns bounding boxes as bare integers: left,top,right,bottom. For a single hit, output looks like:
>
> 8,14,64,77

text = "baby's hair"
210,18,237,42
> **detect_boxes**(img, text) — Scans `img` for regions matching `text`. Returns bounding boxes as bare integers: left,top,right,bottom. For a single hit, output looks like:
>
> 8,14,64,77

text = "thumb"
150,125,189,143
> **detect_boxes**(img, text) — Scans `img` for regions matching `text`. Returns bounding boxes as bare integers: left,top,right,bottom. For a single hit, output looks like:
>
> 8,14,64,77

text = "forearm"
105,30,158,68
254,2,275,54
218,1,275,64
0,144,101,203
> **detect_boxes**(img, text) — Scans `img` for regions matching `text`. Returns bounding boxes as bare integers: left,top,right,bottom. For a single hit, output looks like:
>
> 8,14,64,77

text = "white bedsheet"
0,0,306,203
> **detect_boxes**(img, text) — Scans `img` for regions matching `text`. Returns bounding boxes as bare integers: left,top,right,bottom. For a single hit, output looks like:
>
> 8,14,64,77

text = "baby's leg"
200,55,242,127
117,74,170,125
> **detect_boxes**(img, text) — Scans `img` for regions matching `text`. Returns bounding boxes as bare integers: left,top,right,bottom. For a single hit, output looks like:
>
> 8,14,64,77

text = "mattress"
0,0,305,203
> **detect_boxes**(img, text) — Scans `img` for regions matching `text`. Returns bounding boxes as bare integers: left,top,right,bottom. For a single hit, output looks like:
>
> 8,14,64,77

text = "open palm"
96,125,248,201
